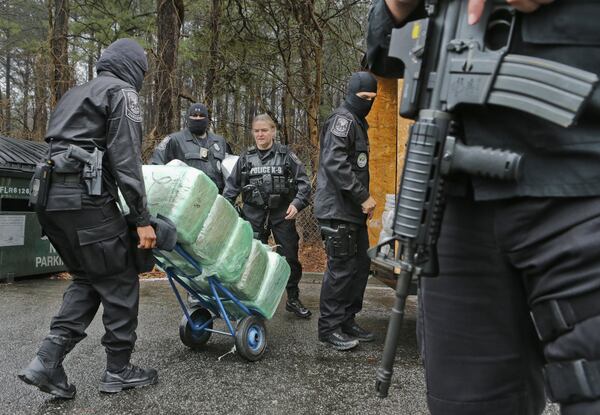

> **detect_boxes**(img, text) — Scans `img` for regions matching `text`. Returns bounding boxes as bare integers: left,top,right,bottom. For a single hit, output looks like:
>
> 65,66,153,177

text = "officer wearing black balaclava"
150,103,230,193
18,38,159,398
314,71,378,351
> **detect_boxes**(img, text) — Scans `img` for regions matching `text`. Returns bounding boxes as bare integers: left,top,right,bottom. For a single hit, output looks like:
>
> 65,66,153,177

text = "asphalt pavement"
1,277,559,415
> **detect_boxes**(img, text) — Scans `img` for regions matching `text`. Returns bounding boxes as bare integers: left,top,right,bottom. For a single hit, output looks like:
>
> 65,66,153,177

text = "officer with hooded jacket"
223,114,312,318
18,38,158,398
150,103,229,193
366,1,600,414
314,71,378,351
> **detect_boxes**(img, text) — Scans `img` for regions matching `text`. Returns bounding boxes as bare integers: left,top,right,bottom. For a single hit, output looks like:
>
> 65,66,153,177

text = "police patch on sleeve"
122,89,142,123
156,136,171,151
357,152,368,168
289,151,302,165
331,115,352,137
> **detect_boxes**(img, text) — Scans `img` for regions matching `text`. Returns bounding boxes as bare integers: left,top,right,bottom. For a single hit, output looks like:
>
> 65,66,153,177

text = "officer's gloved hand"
467,0,554,24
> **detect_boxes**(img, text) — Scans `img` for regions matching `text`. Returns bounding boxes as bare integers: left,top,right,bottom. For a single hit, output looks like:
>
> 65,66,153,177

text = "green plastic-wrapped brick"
247,251,291,319
224,240,268,301
187,195,239,265
205,218,253,283
144,164,218,245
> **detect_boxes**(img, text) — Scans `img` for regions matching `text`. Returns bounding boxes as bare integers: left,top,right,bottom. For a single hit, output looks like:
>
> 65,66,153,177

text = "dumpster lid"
0,135,47,173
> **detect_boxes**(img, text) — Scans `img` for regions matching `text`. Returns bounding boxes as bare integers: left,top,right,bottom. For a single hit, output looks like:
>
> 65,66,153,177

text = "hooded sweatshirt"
44,38,151,226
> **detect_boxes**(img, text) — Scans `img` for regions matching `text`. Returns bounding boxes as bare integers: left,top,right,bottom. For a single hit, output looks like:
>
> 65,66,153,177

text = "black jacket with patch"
314,106,370,225
44,41,150,226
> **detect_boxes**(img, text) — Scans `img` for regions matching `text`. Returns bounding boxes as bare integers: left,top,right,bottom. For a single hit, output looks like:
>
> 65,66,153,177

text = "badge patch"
357,152,368,168
156,136,171,151
289,151,301,165
122,89,141,123
213,143,221,152
331,115,352,137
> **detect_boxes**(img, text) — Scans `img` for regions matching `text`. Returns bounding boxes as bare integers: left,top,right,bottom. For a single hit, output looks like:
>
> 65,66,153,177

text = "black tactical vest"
240,144,295,209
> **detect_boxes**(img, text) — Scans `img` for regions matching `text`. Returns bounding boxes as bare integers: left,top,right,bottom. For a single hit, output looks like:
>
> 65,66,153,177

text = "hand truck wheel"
234,315,267,361
179,307,213,349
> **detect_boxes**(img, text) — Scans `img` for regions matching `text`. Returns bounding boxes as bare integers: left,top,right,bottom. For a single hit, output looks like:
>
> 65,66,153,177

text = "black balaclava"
343,71,378,119
187,103,209,136
96,38,148,92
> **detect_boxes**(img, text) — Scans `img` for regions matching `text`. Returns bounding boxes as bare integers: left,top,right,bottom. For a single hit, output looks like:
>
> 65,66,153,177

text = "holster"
320,223,357,258
242,184,266,208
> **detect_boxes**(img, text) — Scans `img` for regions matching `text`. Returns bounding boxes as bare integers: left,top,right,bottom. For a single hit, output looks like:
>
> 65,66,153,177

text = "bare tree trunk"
290,0,323,168
0,88,4,135
204,0,222,116
32,50,49,141
22,57,32,135
3,46,11,133
154,0,184,139
50,0,71,107
87,39,95,82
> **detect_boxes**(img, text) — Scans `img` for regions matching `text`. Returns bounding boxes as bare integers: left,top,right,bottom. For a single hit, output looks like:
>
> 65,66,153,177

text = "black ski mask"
187,103,209,135
343,72,378,119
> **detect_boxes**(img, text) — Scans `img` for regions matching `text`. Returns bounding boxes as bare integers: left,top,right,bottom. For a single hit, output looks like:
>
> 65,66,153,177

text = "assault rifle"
369,0,599,398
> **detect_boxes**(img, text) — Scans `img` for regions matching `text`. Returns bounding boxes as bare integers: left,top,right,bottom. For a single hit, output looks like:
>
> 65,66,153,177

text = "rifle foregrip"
443,137,522,180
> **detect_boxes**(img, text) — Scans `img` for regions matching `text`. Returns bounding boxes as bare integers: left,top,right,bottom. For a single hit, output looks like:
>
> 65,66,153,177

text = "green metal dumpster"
0,135,66,281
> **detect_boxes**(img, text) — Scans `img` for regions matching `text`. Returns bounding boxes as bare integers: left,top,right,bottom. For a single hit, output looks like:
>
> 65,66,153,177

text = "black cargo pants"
253,215,303,299
37,200,139,371
317,220,370,337
421,196,600,415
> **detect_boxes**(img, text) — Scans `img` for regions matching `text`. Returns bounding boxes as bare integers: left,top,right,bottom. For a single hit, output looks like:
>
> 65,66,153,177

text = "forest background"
0,0,373,267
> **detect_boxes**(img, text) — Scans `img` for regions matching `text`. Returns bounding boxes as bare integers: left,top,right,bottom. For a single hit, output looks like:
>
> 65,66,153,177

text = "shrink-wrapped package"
187,195,239,265
204,218,253,283
144,162,218,244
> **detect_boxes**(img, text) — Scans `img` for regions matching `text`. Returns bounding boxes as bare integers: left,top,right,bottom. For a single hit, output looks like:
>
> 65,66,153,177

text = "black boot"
99,364,158,393
18,335,76,399
342,321,375,342
319,329,359,351
285,297,312,318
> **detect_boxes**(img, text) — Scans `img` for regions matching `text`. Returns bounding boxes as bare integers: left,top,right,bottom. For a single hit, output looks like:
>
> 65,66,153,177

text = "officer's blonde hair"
252,114,276,131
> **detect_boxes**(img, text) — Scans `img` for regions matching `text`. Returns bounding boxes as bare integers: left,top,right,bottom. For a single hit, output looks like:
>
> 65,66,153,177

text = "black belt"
51,172,81,184
318,219,359,230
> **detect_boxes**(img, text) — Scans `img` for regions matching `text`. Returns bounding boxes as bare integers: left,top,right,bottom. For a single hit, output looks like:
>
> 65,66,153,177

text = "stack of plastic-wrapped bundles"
124,160,290,320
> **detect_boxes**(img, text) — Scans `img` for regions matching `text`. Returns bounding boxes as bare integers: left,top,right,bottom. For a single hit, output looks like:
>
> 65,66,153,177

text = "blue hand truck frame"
154,244,268,361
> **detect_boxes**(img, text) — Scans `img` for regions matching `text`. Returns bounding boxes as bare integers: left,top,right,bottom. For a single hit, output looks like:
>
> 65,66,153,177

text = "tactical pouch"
269,194,281,209
320,223,357,258
29,140,55,211
29,161,53,211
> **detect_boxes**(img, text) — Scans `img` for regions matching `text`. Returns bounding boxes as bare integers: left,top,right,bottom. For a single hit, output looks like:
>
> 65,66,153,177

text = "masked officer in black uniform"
150,103,229,193
223,114,312,318
18,38,158,398
314,71,378,351
367,1,600,414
